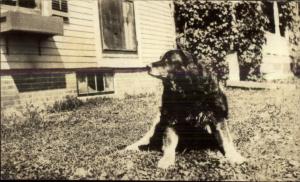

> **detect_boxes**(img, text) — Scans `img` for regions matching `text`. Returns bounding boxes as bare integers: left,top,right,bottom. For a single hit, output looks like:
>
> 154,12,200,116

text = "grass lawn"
1,81,300,180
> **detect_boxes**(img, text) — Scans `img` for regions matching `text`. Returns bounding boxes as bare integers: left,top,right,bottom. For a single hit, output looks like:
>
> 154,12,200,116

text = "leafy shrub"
288,3,300,76
84,97,113,106
175,1,233,81
23,104,45,129
49,96,83,113
1,104,47,138
124,93,156,100
174,0,297,81
234,2,267,81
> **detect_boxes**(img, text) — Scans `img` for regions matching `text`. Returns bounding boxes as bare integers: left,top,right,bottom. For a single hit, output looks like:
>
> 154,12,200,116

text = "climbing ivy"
174,0,297,81
287,2,300,75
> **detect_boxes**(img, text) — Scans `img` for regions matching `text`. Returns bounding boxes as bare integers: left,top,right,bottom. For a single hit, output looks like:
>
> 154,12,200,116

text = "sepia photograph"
0,0,299,180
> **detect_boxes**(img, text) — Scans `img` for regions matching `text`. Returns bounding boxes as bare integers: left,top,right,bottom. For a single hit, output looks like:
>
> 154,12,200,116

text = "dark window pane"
263,2,275,33
52,0,60,10
76,72,114,95
12,73,66,92
96,74,104,91
87,74,97,93
0,0,17,6
100,0,126,50
19,0,36,8
61,0,68,12
52,0,68,12
278,2,287,37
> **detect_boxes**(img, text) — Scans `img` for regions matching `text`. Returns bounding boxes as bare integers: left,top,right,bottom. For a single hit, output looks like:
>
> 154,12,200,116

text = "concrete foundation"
0,69,162,113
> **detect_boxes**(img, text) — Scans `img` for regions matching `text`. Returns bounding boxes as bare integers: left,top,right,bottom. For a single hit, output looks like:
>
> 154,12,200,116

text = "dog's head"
147,50,196,79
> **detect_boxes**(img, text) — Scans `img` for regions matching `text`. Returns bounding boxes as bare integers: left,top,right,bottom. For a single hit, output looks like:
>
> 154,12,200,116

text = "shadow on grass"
134,124,221,154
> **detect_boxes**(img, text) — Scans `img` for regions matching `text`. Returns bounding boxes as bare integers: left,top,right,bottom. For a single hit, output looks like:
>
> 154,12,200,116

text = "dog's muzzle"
146,64,152,72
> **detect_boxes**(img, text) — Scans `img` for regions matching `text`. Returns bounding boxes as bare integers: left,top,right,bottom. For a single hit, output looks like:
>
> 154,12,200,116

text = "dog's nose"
146,64,151,71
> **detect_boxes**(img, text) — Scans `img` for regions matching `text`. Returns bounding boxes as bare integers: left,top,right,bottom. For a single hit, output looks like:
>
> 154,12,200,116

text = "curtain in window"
100,0,126,50
100,0,137,51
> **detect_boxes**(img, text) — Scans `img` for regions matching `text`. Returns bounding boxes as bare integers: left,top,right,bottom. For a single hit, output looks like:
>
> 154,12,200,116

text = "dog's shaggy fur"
126,49,245,168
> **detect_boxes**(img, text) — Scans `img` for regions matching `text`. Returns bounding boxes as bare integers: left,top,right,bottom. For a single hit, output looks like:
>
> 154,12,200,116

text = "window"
99,0,137,51
76,72,114,96
12,73,66,92
52,0,68,13
0,0,39,9
263,2,275,34
262,1,287,37
51,0,69,23
298,2,300,16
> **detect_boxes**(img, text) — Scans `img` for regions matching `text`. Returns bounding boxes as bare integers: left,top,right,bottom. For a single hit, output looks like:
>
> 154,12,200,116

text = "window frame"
98,0,138,53
76,71,115,97
0,0,69,19
298,2,300,16
0,0,41,15
51,0,69,19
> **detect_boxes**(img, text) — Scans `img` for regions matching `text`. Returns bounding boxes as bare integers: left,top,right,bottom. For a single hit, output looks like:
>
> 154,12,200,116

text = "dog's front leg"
157,127,178,169
125,113,161,151
214,120,245,164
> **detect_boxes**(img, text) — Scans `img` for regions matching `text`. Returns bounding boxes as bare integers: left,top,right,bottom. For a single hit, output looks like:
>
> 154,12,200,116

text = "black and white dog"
125,49,245,169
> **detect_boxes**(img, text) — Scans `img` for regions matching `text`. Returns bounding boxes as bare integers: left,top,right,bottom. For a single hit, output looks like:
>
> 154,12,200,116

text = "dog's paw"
157,156,175,169
124,144,140,151
226,151,246,164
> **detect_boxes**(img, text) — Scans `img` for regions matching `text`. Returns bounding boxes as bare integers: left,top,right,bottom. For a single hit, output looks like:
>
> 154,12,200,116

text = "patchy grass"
1,84,300,180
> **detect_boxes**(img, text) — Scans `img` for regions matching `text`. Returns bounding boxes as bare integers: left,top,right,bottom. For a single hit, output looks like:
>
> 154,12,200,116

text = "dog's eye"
152,60,166,67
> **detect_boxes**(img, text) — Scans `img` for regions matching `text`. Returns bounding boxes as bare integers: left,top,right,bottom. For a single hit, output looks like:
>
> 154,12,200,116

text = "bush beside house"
174,0,299,81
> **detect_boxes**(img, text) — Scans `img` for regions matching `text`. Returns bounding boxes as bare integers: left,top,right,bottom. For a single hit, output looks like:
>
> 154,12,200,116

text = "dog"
125,49,245,169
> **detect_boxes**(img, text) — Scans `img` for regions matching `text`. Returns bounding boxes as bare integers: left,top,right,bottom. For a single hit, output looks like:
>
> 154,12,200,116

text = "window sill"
101,49,139,59
78,91,115,97
52,10,68,18
103,48,137,52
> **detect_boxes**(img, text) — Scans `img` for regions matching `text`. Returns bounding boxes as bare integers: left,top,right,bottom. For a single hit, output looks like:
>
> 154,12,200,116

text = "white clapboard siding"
68,12,94,21
1,0,176,70
68,0,93,9
68,4,93,15
0,1,97,69
1,54,96,70
67,18,94,27
1,54,96,63
63,25,94,33
0,42,95,52
41,48,95,57
137,0,176,64
1,61,96,70
40,42,95,50
97,0,175,68
0,45,39,55
50,36,94,45
63,30,94,39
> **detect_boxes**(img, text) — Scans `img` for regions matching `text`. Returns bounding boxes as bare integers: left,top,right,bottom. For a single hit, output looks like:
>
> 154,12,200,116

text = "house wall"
96,0,176,67
1,70,162,111
113,70,163,97
0,0,176,111
0,1,176,69
1,72,77,110
0,1,98,69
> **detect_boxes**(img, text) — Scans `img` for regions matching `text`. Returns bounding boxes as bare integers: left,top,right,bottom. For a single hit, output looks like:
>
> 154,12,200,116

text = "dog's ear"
160,51,173,64
180,50,194,66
